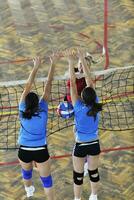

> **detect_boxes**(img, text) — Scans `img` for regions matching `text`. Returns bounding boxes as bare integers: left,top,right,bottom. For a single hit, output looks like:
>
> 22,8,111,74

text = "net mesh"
0,65,134,150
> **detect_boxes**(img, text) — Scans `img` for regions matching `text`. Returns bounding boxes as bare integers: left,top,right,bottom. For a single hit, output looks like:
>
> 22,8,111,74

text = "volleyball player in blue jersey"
66,49,103,200
18,55,59,200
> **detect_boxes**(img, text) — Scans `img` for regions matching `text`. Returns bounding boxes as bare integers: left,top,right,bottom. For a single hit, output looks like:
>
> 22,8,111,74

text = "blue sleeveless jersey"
74,98,99,142
18,99,48,147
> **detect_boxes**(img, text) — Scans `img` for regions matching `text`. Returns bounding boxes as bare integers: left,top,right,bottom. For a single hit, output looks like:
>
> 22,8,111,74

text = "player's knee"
88,168,100,182
21,168,33,180
40,175,53,188
73,170,84,185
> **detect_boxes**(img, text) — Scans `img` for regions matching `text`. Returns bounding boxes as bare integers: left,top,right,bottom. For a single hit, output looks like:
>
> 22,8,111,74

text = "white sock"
25,185,35,197
89,193,97,200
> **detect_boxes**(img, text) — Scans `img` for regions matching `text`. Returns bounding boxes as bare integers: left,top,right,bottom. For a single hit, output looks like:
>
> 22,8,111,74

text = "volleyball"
57,101,74,119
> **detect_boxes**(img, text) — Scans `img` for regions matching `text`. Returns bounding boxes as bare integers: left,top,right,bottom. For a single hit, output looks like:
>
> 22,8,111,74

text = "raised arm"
66,50,79,106
77,49,94,88
19,57,41,103
41,53,59,102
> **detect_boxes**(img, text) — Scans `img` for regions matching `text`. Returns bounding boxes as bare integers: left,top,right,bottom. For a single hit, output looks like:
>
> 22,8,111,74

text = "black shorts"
73,140,101,157
18,145,50,163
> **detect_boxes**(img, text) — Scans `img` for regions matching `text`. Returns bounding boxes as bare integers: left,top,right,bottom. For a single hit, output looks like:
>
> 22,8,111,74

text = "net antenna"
0,65,134,150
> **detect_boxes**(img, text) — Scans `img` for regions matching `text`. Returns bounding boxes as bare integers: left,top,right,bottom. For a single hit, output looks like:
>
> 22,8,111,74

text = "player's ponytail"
22,92,39,119
87,101,103,120
82,87,103,120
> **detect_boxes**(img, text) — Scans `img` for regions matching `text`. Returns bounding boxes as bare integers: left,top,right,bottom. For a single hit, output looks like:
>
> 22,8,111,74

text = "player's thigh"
87,155,100,170
36,158,52,177
73,155,85,173
19,159,33,170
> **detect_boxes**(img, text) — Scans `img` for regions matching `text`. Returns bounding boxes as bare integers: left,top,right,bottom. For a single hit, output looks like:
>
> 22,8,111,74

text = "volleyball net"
0,65,134,150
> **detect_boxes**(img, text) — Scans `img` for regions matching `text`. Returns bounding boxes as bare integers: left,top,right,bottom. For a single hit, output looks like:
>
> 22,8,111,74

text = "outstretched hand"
33,56,41,68
77,48,85,60
65,49,76,63
49,51,60,65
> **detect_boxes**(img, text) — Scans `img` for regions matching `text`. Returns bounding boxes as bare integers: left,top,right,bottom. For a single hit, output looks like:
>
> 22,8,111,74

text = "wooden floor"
0,0,134,200
0,129,134,200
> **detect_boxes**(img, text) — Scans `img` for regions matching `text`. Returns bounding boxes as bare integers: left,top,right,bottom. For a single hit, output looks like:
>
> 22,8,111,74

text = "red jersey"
66,77,86,102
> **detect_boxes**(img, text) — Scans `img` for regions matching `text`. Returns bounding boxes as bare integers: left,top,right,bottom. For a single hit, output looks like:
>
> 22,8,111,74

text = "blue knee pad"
21,168,33,180
40,175,53,188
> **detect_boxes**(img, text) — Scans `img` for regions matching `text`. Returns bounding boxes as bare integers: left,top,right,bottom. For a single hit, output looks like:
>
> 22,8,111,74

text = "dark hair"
22,92,39,119
82,87,103,120
74,67,79,72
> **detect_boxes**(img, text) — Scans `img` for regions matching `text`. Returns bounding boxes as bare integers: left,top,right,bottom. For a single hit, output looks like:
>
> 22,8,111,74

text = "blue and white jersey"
74,98,99,142
18,99,48,147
